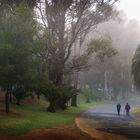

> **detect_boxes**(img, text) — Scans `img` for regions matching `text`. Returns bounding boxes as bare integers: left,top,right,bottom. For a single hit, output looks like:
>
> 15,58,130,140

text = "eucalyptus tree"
35,0,118,108
37,0,118,84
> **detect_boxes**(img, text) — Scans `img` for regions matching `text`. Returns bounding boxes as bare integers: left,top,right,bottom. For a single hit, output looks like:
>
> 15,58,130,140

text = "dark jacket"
125,104,130,111
117,104,121,110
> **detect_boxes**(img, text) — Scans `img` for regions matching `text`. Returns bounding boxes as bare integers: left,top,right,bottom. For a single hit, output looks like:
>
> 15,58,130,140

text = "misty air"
0,0,140,140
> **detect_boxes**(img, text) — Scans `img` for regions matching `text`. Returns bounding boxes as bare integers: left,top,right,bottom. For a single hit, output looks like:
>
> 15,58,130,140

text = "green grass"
0,101,103,136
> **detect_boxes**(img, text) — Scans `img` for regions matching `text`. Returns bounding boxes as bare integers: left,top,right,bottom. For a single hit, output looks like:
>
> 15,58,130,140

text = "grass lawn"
0,100,103,136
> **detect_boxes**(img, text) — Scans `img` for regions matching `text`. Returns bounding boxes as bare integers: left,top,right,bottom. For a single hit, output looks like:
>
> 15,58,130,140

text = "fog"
79,11,140,100
90,11,140,62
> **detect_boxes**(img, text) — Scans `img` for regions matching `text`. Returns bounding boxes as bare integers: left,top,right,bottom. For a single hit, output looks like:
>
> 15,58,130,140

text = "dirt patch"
0,125,96,140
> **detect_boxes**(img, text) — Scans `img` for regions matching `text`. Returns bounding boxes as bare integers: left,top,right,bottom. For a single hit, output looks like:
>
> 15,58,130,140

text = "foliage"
36,0,118,86
12,85,29,105
34,74,77,112
35,74,60,109
91,88,105,101
67,36,117,74
83,86,105,102
0,0,38,10
83,86,92,103
56,86,77,110
87,36,118,61
0,0,119,112
132,45,140,89
0,4,38,111
80,48,132,100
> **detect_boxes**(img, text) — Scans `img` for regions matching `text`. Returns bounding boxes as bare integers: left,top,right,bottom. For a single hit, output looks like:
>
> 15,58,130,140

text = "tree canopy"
0,0,119,112
132,45,140,89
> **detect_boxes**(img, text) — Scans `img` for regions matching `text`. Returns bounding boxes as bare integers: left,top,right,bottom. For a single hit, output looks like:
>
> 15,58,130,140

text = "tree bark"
9,92,12,103
56,73,63,86
5,92,10,113
71,72,78,107
16,99,20,105
47,102,56,112
56,99,67,110
71,94,77,107
86,95,90,103
37,94,40,100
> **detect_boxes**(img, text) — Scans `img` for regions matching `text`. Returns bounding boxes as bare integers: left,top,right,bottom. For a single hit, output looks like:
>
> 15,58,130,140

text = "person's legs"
127,111,130,116
117,109,120,115
126,110,129,116
118,109,120,115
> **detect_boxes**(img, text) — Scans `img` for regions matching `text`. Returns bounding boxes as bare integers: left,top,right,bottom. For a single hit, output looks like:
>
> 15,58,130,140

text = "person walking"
125,103,131,116
116,103,121,116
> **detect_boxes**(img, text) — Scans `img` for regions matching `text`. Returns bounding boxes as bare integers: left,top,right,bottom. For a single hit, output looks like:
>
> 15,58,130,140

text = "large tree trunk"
5,92,10,113
86,95,90,103
56,99,67,110
71,72,78,107
49,68,64,86
9,92,12,103
16,98,20,105
47,102,56,112
71,94,77,107
37,94,40,100
56,73,63,86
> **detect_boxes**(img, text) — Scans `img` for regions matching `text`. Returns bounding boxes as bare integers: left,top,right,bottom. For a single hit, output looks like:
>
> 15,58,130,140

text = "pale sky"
117,0,140,23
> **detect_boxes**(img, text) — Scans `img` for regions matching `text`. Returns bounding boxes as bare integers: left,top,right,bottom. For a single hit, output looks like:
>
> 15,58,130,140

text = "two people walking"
116,103,131,116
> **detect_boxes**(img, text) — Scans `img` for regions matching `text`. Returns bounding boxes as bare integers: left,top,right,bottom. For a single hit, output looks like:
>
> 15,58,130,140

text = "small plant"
91,88,105,101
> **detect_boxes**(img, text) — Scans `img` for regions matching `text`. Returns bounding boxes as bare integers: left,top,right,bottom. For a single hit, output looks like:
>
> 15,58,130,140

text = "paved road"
76,103,140,140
